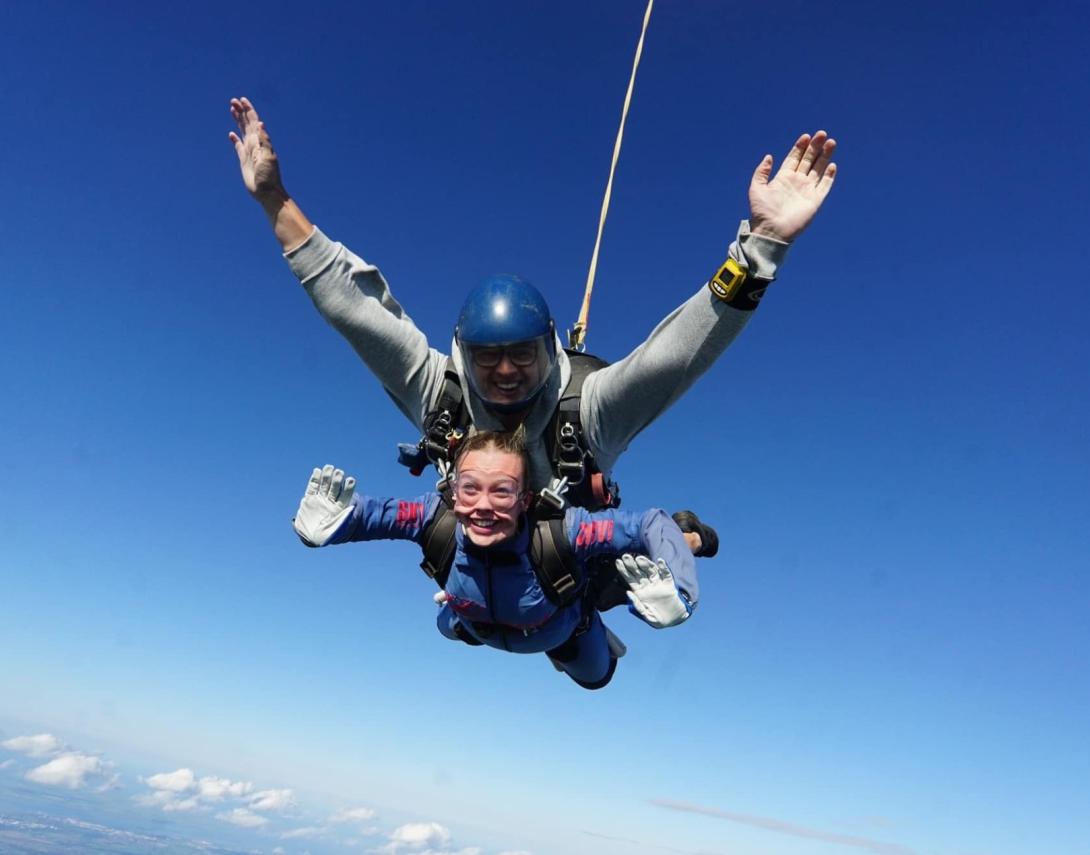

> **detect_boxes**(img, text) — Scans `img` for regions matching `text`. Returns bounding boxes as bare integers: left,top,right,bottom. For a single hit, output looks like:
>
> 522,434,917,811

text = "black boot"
672,510,719,558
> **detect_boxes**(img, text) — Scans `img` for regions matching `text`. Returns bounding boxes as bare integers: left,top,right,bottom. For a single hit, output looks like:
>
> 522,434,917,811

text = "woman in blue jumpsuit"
293,432,703,690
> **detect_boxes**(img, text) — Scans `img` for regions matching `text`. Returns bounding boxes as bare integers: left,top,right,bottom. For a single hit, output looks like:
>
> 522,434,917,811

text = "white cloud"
2,733,63,757
136,790,175,808
496,851,533,855
281,826,325,839
249,788,295,811
165,796,201,812
25,752,107,789
135,789,201,811
392,822,451,847
0,759,15,769
145,768,196,793
388,850,480,855
331,806,378,823
373,822,454,853
198,775,253,801
133,764,302,839
139,769,257,813
217,807,268,828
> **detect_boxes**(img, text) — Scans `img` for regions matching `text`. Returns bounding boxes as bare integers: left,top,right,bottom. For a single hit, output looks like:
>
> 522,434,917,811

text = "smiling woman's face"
451,446,530,547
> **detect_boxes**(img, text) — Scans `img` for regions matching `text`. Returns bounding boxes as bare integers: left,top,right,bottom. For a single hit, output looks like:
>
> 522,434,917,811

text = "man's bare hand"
228,97,287,202
748,131,837,243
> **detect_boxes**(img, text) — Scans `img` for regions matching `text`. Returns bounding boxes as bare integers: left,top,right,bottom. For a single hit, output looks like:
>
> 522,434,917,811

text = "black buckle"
556,422,586,484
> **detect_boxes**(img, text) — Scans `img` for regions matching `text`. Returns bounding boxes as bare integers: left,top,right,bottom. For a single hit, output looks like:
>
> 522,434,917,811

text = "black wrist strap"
708,258,770,312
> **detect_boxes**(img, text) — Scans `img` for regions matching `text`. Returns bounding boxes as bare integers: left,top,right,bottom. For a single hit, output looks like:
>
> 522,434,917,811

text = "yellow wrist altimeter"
708,257,767,312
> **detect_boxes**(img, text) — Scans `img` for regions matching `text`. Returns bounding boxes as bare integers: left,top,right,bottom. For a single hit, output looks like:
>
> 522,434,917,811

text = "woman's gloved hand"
614,554,693,628
293,464,356,547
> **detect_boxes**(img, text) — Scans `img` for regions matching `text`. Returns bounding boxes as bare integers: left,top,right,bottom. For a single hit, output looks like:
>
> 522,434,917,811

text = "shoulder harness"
543,350,619,512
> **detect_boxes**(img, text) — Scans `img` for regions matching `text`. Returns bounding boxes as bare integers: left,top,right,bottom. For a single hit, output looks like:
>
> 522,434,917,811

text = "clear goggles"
452,474,525,511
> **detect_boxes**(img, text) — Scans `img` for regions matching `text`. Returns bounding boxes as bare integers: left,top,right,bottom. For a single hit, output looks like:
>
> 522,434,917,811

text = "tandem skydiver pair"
228,96,838,687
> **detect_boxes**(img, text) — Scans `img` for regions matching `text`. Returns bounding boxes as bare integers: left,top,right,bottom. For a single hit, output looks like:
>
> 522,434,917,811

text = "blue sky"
1,1,1088,853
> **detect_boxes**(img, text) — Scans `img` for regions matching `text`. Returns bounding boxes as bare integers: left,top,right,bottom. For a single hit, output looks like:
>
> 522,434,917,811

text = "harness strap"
530,516,579,605
420,359,467,480
418,495,458,587
545,351,619,510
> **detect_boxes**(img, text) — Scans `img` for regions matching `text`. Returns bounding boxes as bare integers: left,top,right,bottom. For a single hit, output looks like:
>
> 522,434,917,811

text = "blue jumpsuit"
322,492,698,689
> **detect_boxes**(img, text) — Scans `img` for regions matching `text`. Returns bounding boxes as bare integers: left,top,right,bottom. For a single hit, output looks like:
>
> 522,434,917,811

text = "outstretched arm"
583,130,839,470
229,97,448,430
292,464,441,547
229,96,314,251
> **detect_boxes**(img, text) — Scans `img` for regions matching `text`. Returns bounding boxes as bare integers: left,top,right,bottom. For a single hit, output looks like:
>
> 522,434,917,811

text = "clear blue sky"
2,1,1088,854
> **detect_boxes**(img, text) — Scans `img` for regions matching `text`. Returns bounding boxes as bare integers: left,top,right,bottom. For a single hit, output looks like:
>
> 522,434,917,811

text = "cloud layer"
5,729,529,855
2,732,118,791
137,766,295,822
26,753,107,789
1,733,63,757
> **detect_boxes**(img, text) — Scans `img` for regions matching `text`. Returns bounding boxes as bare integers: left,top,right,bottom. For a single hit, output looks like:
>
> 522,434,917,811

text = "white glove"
293,464,357,547
615,554,692,629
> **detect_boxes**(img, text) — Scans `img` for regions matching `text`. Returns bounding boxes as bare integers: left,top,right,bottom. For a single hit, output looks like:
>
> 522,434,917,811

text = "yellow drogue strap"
569,0,654,351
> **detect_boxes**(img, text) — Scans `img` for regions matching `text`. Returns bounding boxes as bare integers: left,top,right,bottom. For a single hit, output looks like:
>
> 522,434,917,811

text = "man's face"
466,341,545,408
452,446,530,547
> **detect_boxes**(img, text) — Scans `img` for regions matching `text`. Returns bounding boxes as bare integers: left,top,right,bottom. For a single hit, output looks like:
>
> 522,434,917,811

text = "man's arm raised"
229,96,314,251
226,96,447,433
582,129,839,471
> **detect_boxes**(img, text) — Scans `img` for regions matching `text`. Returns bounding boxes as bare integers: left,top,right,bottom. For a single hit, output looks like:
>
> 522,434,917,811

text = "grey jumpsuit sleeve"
284,228,449,430
582,222,791,473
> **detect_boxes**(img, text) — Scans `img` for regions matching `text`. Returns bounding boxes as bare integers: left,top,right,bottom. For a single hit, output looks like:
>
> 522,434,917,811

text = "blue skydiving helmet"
455,274,558,412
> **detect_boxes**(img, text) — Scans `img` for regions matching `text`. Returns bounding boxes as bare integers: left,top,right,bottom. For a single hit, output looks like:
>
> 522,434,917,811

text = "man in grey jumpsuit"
227,96,838,492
